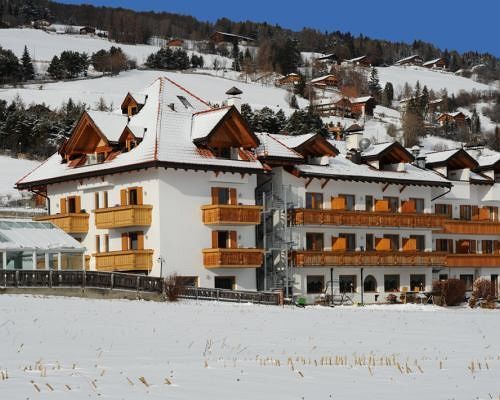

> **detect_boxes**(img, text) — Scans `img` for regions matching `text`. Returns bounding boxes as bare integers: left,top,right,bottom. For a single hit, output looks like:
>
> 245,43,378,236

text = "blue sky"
59,0,500,56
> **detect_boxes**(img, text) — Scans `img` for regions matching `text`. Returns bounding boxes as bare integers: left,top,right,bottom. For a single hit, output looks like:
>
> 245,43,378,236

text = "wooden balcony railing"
441,220,500,235
94,205,152,229
446,254,500,268
35,213,89,234
292,209,446,228
93,249,154,272
202,248,263,268
201,204,262,225
292,250,447,267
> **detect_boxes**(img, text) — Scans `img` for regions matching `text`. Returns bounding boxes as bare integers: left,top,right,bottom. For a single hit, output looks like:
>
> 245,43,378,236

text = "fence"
0,270,282,306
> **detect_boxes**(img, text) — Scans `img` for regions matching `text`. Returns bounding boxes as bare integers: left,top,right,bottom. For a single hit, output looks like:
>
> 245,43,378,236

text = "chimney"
225,86,243,112
345,132,363,151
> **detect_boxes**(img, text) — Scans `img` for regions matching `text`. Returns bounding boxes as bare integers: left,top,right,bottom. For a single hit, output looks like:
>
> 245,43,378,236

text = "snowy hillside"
377,65,496,96
0,295,499,400
0,156,40,201
0,69,308,114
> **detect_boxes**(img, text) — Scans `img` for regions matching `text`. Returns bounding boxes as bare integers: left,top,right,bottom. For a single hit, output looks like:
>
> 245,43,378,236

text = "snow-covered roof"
87,111,129,142
255,133,303,160
129,92,147,105
269,133,316,149
470,152,500,169
344,55,367,63
395,55,422,64
296,154,450,187
422,58,443,67
191,107,232,140
310,75,336,84
361,142,394,157
424,149,461,165
0,219,84,251
351,96,373,104
17,77,264,188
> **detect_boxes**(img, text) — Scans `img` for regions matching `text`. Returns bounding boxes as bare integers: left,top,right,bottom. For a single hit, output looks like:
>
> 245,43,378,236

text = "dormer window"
214,147,239,160
86,152,107,166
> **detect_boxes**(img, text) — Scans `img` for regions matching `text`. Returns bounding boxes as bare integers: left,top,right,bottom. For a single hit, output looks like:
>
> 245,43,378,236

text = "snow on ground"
0,28,232,68
420,135,464,152
0,69,308,114
0,295,499,399
377,66,497,96
458,102,499,134
0,156,40,201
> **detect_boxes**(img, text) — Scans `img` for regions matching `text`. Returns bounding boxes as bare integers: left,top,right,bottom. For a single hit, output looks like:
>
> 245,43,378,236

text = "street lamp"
157,256,165,278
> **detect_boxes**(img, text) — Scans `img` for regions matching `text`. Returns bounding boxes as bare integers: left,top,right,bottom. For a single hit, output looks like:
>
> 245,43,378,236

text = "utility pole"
262,193,267,291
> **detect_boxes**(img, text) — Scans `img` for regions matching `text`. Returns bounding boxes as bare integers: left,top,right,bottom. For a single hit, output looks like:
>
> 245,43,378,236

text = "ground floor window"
384,274,400,292
339,275,356,293
61,253,83,270
177,276,198,287
439,274,448,281
6,251,33,269
36,253,45,270
460,274,474,291
306,275,324,294
363,275,377,292
214,276,235,290
410,274,426,291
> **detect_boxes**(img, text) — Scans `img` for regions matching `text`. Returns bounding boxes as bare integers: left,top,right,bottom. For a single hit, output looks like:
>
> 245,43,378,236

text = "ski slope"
0,69,308,113
377,65,496,96
0,156,40,201
0,295,499,400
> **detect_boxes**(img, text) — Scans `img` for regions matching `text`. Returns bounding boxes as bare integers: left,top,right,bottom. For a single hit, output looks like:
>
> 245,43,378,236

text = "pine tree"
47,56,63,80
231,42,240,71
381,82,394,107
21,45,34,81
367,67,381,98
471,108,481,134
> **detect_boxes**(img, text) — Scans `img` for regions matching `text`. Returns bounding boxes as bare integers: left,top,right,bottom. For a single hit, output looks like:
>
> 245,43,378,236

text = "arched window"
364,275,377,292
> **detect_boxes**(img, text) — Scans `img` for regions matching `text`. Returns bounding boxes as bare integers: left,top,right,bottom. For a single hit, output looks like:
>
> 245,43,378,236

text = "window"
456,239,476,254
177,276,198,287
214,276,235,290
121,187,143,206
103,191,108,208
485,206,498,221
363,275,377,292
217,231,229,248
129,232,139,250
339,275,357,293
122,232,144,251
339,233,356,251
306,192,323,209
482,240,494,254
212,231,237,249
439,274,448,281
410,274,426,291
306,233,324,251
177,95,193,109
103,234,109,253
306,275,324,294
460,274,474,291
435,203,452,217
460,205,472,221
95,235,100,253
129,188,138,205
383,196,399,212
410,235,425,251
211,187,236,205
365,234,374,251
383,234,399,250
436,239,453,252
384,275,400,292
339,194,355,211
94,192,99,210
410,198,425,213
67,197,77,213
365,195,373,212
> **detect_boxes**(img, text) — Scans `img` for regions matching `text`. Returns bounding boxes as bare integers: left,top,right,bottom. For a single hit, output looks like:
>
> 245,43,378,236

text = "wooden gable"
120,93,143,116
294,134,339,158
363,142,414,165
445,149,478,170
195,107,260,150
61,112,111,159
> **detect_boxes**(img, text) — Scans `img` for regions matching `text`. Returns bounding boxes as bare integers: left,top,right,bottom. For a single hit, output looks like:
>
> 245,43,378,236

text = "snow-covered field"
0,69,307,113
377,66,496,96
0,295,499,399
0,156,40,201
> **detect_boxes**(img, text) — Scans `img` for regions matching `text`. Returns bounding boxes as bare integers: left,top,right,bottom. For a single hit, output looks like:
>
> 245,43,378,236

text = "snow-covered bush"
432,279,465,306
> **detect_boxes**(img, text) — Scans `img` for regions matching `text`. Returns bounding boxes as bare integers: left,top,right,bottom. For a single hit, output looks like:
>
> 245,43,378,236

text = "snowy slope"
0,28,232,68
0,295,499,400
377,66,496,96
0,69,308,114
0,156,40,201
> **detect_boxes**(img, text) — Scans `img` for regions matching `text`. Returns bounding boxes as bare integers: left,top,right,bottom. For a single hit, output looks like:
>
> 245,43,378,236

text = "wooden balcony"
202,248,263,268
201,204,262,225
446,254,500,268
35,213,89,234
292,209,446,229
292,250,447,267
94,205,152,229
441,220,500,235
94,249,154,272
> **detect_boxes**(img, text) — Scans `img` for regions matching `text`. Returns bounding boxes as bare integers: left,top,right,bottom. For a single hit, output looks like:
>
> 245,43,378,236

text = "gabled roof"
423,58,444,67
310,74,337,84
351,96,374,104
191,107,232,141
255,133,304,162
344,55,367,63
471,152,500,172
87,111,129,142
362,141,414,164
425,148,478,170
395,54,423,64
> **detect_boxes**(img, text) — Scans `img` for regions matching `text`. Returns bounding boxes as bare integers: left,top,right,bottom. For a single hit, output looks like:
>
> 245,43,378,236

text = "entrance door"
215,276,235,290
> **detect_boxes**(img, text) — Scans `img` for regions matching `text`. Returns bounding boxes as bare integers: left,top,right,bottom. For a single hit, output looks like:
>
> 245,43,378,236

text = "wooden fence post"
110,273,114,290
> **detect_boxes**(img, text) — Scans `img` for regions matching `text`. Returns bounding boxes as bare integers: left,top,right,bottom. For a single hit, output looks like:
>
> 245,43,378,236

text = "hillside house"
275,73,301,88
167,39,184,48
437,111,469,127
342,55,370,67
351,96,376,117
423,57,446,69
210,31,255,45
310,74,338,88
395,55,423,66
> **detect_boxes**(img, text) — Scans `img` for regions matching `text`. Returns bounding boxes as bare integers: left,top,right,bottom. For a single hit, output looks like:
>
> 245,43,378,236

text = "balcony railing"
94,205,152,229
292,250,447,267
292,209,446,228
202,248,263,268
446,254,500,268
441,220,500,235
94,249,154,272
35,213,89,234
201,204,262,225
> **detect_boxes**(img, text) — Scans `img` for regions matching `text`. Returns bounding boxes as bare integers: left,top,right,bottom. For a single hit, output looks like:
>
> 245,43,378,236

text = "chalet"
316,53,338,63
423,57,446,69
32,19,51,29
437,111,469,127
428,98,445,113
395,55,423,66
309,74,338,88
210,31,255,45
351,96,376,117
167,38,184,48
342,55,370,67
275,73,301,88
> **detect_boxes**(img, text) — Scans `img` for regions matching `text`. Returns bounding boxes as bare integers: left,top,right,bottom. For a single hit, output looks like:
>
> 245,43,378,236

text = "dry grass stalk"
139,376,149,387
